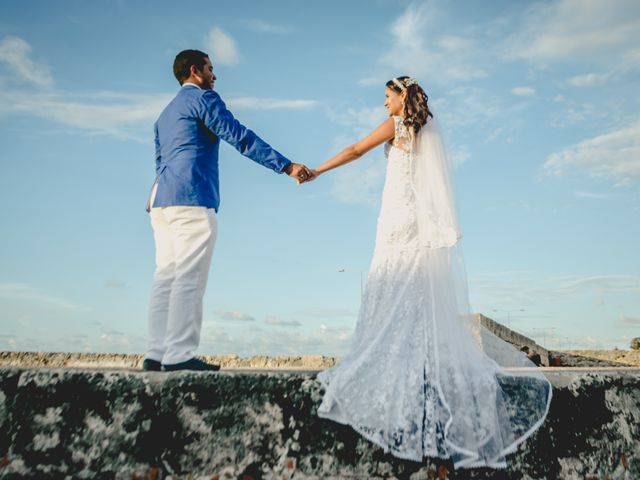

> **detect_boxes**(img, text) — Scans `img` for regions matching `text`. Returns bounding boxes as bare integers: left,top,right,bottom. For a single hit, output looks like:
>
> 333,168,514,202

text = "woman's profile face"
384,87,404,117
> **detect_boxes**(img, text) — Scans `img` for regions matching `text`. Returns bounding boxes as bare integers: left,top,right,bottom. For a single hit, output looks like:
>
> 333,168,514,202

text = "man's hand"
284,163,316,184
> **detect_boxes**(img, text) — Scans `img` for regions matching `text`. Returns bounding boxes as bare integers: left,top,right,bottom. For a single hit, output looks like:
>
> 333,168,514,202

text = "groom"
143,49,312,372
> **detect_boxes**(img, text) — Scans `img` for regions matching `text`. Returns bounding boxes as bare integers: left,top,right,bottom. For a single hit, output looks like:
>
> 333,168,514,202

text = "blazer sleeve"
199,90,292,173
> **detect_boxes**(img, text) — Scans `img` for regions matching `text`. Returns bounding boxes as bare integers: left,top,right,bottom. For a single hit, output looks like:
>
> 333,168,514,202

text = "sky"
0,0,638,356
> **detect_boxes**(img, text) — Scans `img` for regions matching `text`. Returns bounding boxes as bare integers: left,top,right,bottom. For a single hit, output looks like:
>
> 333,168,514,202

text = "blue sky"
0,0,638,356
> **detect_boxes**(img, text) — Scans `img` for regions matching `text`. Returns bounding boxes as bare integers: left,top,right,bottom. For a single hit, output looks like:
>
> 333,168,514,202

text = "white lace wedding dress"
316,116,552,469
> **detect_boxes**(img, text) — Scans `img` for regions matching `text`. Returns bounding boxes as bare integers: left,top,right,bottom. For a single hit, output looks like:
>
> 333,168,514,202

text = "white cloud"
553,275,640,294
100,326,125,336
97,330,145,352
0,36,54,88
244,19,295,35
371,0,640,93
0,37,311,141
329,148,386,207
250,324,353,356
264,316,302,327
470,272,640,307
200,321,353,356
437,35,475,52
510,86,536,97
378,3,487,86
431,86,503,129
574,190,613,200
357,76,384,87
0,283,81,310
430,85,523,163
200,323,235,350
326,105,387,134
449,143,470,166
550,102,607,129
324,105,388,206
0,90,171,141
570,335,599,348
214,309,256,322
506,0,640,64
566,72,611,87
294,307,358,319
0,335,18,350
618,315,640,327
227,97,317,110
205,27,239,66
543,120,640,185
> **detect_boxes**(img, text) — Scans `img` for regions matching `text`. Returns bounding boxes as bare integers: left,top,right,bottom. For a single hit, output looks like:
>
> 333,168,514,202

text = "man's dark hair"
173,49,209,85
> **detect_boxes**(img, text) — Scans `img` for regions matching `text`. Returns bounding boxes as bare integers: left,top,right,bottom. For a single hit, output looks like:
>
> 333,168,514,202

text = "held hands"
285,163,320,184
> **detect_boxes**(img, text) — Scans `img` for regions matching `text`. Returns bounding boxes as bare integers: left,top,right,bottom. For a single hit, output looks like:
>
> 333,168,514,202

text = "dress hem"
316,370,552,471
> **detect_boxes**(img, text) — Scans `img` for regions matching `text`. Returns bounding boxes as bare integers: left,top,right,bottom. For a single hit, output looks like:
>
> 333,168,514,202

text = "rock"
1,369,160,478
630,338,640,350
0,367,639,478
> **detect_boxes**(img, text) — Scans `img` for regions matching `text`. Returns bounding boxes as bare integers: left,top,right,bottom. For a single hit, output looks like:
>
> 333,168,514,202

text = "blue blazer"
149,84,292,211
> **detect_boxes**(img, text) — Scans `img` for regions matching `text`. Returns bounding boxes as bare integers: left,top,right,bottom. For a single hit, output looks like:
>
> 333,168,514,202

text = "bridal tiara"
392,77,419,90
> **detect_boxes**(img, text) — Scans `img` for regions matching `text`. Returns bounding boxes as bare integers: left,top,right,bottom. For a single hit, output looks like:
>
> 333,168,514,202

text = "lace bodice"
388,115,412,153
375,117,419,252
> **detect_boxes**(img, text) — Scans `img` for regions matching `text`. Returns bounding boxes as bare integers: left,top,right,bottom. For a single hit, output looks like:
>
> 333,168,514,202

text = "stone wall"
0,367,638,479
0,352,338,370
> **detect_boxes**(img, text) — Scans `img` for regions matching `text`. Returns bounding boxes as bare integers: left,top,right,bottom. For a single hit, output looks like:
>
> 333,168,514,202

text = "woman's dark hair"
385,76,433,133
173,49,209,85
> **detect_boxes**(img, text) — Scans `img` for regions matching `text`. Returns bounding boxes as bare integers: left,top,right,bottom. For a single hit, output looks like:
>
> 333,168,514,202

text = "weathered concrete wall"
476,314,552,366
0,367,637,479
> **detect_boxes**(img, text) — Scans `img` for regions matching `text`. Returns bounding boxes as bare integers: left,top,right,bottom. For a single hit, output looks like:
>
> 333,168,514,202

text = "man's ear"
189,64,200,77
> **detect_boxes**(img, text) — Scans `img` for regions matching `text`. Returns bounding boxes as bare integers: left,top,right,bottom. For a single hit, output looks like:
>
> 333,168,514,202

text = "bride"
310,76,552,469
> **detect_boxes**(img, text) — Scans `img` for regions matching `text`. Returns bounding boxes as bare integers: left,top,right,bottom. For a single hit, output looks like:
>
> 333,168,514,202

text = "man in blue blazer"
143,49,312,372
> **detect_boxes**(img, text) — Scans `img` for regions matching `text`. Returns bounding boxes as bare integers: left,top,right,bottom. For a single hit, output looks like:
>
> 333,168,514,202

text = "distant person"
521,345,542,366
310,76,552,469
142,50,314,372
528,351,542,367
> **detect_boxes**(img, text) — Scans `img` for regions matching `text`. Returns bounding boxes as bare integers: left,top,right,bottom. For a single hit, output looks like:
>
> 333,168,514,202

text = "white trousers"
147,202,218,365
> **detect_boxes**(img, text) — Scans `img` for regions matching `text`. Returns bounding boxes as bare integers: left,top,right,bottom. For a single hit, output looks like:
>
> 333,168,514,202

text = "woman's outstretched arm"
314,117,395,175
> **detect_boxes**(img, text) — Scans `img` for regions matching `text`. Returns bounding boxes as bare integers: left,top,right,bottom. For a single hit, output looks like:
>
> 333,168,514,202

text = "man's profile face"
196,57,216,90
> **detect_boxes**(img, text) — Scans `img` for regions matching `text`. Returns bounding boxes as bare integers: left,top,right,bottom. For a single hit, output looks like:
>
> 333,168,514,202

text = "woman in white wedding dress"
311,77,552,469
